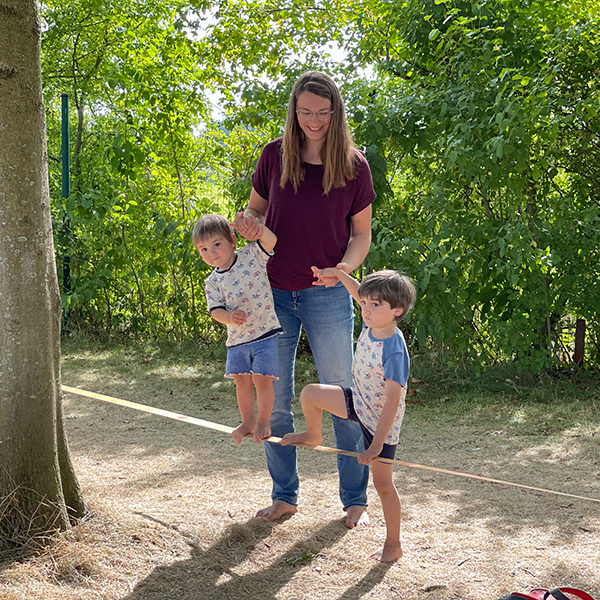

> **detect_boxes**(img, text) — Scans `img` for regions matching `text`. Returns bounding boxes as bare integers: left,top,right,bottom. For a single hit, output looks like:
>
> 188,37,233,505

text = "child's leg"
280,384,347,448
370,461,402,562
231,374,255,444
252,374,274,443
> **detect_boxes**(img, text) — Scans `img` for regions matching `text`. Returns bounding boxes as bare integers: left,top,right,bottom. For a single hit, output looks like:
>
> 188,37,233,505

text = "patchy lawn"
1,339,599,600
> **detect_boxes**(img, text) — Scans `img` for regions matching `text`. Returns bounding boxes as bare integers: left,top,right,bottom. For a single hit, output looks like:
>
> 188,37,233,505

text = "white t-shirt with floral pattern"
204,242,282,348
351,326,409,445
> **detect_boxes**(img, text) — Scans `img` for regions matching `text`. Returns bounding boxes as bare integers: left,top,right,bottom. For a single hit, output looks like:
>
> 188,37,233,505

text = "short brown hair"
192,214,234,245
358,270,416,322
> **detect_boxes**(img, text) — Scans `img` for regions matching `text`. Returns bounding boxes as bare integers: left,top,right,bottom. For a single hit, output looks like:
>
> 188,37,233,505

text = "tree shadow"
335,561,393,600
121,513,390,600
0,548,37,576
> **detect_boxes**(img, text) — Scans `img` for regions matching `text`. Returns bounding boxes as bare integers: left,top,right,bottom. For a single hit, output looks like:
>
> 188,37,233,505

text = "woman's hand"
233,212,263,241
311,265,343,287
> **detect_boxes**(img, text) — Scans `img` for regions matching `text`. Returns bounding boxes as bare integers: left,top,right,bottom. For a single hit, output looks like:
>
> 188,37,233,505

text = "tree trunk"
0,0,86,543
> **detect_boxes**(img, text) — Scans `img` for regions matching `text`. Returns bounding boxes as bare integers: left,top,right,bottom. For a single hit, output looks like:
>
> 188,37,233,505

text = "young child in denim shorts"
282,268,416,562
193,213,282,444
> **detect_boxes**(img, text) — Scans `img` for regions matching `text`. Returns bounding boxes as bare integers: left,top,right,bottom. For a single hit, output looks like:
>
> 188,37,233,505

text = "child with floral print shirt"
193,213,282,444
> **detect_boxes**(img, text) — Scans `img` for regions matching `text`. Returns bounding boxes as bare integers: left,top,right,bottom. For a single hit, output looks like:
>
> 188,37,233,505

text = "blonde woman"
236,71,375,526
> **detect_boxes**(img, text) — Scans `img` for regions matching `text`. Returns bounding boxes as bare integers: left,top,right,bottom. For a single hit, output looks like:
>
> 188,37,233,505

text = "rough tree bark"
0,0,86,541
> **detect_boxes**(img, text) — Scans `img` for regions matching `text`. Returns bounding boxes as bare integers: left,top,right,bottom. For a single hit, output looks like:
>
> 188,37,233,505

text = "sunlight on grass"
510,409,526,423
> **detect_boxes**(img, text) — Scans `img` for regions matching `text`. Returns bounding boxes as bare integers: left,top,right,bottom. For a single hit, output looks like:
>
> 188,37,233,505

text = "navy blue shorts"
341,386,397,460
225,335,279,379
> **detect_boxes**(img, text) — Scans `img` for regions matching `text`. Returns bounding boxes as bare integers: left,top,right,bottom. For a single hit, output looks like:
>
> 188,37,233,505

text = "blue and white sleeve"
382,334,410,387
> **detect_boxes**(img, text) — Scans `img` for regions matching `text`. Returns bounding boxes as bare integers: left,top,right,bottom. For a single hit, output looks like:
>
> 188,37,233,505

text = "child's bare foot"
370,542,402,562
280,431,322,448
345,506,370,529
253,421,271,443
255,501,298,522
231,422,254,444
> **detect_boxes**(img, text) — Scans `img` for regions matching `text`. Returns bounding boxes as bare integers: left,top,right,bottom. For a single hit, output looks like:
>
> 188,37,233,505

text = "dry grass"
0,489,56,560
1,340,599,600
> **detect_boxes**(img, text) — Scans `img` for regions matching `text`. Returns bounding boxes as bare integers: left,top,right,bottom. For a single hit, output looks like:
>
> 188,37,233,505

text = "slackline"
62,386,600,505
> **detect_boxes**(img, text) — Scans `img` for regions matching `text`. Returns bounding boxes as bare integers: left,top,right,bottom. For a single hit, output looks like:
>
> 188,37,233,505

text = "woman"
237,71,375,527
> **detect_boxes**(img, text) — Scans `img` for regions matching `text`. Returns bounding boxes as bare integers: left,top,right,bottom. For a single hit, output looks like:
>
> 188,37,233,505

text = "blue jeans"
265,283,369,510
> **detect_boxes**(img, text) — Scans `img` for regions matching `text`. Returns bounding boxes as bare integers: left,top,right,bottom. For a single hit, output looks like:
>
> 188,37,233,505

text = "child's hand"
230,309,247,325
311,265,343,287
233,212,263,241
358,443,383,465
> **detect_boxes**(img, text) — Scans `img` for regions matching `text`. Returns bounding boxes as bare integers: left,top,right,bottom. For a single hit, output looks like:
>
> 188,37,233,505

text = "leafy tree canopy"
40,0,600,371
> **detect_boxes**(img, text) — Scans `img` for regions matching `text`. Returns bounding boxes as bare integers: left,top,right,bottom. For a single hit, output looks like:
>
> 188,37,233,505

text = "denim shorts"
341,386,397,460
225,335,279,379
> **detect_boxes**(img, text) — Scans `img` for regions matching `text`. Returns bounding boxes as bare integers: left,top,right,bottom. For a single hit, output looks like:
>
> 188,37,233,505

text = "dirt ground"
1,350,599,600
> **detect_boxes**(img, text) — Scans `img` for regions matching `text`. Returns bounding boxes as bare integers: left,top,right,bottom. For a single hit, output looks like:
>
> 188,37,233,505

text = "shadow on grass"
396,456,600,557
61,378,600,550
0,547,37,576
60,342,600,589
121,514,392,600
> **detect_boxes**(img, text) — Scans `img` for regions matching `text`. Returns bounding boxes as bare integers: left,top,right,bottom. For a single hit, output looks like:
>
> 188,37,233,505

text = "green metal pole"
61,94,69,198
61,94,71,328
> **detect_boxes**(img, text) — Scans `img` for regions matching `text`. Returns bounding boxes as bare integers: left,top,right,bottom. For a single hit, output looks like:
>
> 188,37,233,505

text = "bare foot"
370,542,402,562
280,431,322,448
345,505,370,529
253,421,271,443
255,501,298,522
231,422,254,444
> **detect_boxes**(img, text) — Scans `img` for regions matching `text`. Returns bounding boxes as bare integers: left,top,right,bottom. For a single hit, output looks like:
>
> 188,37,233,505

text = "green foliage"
41,0,600,372
352,0,600,370
42,0,226,338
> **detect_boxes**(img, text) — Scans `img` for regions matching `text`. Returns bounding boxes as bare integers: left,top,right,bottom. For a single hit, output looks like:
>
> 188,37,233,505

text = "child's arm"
257,223,277,253
210,307,247,326
358,379,405,465
205,276,247,326
311,266,361,303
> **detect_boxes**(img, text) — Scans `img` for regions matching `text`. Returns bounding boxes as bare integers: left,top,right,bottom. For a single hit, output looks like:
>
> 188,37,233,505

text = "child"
193,213,283,444
282,268,416,562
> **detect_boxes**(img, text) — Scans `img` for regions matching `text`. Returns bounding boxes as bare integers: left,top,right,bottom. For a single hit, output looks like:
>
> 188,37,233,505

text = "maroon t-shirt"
251,138,376,291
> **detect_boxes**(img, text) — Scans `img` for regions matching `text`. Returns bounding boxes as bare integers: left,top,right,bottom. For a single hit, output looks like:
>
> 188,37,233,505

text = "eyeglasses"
296,109,334,122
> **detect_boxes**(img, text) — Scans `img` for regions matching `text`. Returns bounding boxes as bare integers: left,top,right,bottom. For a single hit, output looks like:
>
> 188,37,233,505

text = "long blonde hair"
280,71,356,195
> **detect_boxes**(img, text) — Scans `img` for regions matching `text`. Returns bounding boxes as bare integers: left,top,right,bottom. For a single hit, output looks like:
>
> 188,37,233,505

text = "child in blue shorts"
282,268,416,562
193,213,282,444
